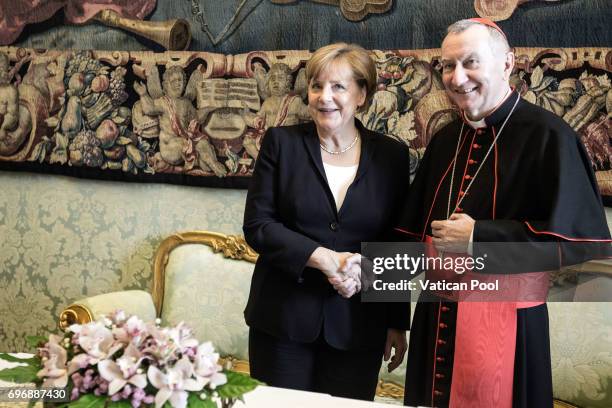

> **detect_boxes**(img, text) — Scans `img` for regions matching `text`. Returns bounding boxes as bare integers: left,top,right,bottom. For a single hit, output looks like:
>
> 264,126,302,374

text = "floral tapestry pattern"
0,46,610,197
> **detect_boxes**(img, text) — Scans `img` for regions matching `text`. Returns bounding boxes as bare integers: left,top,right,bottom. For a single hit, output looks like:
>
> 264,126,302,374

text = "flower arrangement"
0,311,259,408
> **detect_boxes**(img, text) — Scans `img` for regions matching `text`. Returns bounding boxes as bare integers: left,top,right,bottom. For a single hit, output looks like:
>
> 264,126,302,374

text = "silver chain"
446,93,521,218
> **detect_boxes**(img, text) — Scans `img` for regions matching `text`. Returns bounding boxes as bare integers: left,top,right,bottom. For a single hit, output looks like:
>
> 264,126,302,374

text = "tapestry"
0,46,610,197
0,1,164,47
474,0,566,21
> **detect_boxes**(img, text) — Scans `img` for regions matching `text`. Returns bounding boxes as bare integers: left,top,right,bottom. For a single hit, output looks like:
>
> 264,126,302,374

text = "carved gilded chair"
60,231,256,374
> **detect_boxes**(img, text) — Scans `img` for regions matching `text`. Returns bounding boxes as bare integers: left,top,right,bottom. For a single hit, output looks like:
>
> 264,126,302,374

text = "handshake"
309,247,363,298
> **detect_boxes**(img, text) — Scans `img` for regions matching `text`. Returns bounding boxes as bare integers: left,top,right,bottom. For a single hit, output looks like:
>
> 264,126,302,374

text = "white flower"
167,322,199,350
148,357,205,408
37,335,68,388
142,324,175,364
113,315,148,345
98,343,147,395
194,342,227,389
68,321,122,372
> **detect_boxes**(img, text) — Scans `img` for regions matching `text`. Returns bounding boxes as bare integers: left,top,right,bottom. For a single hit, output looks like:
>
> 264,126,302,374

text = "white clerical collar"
466,117,486,129
463,87,513,129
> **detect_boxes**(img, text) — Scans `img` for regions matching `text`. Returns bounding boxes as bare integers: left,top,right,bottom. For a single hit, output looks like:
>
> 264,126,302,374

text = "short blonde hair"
305,43,377,112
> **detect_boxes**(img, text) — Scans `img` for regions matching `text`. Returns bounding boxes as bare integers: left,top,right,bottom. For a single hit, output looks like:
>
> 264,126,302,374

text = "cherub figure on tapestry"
358,54,442,138
242,62,310,160
133,65,227,177
0,52,32,156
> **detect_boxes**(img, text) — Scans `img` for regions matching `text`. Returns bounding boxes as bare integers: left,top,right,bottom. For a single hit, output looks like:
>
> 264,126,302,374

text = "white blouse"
323,162,358,211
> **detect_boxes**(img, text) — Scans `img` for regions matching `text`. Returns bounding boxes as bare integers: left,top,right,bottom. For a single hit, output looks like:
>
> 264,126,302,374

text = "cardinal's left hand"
431,213,475,253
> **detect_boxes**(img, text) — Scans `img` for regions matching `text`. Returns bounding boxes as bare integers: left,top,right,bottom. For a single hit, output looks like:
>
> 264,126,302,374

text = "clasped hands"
327,253,362,298
309,247,362,298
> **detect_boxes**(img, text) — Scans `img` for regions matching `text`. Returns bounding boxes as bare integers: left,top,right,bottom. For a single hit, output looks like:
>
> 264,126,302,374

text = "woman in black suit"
243,43,411,400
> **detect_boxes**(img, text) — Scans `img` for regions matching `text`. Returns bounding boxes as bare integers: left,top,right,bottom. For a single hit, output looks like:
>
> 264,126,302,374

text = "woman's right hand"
307,247,355,278
307,248,363,298
328,253,362,298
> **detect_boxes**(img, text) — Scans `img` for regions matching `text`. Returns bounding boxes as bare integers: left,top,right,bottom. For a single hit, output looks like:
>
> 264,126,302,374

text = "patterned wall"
0,171,246,351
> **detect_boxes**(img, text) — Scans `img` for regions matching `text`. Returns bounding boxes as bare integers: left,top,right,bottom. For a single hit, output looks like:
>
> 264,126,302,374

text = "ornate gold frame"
150,231,257,381
152,230,258,317
59,304,94,331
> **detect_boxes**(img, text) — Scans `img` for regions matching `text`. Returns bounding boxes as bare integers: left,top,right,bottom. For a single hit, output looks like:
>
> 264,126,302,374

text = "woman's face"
308,60,366,137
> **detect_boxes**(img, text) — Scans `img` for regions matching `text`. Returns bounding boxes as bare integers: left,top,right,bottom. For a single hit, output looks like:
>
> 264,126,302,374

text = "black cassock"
396,92,611,408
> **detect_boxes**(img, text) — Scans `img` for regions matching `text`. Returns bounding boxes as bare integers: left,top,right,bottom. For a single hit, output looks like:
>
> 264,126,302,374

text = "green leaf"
26,335,49,348
106,401,132,408
0,353,39,366
66,394,106,408
0,364,39,383
216,371,260,398
187,392,217,408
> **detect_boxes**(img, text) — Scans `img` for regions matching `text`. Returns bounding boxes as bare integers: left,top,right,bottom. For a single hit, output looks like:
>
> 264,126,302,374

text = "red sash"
423,236,546,407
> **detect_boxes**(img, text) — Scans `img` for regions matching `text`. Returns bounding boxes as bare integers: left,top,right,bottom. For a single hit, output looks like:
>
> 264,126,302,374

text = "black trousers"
248,327,384,401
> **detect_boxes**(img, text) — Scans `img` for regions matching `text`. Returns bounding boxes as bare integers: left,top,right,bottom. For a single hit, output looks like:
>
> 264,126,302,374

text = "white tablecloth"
1,354,415,407
235,386,406,407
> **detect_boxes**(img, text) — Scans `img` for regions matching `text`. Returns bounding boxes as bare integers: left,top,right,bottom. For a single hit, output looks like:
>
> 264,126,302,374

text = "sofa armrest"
59,290,156,330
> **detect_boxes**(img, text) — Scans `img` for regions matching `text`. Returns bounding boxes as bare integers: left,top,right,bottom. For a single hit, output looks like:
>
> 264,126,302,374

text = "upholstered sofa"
59,230,612,407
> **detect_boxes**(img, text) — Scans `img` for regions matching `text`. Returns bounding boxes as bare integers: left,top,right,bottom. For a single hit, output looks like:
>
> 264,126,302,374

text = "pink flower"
68,321,122,373
113,315,148,345
37,334,68,388
147,357,205,408
167,322,199,351
142,322,197,364
98,343,147,395
193,342,227,389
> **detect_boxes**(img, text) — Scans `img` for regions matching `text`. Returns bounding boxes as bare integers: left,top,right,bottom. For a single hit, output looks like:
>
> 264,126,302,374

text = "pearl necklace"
320,134,359,155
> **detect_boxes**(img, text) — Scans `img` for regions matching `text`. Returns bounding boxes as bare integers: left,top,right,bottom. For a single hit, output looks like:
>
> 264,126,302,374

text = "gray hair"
446,19,510,54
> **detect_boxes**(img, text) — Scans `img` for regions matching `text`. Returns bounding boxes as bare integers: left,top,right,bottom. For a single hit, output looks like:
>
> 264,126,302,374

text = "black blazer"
243,120,411,351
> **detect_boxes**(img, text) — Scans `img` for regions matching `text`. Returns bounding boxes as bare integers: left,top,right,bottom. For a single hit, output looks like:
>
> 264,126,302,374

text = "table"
235,386,407,407
1,354,417,407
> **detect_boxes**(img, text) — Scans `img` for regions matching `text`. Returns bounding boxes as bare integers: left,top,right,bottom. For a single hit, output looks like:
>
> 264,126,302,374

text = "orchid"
194,342,227,389
113,315,148,345
98,343,147,395
167,322,199,350
68,321,123,372
36,334,69,388
0,311,258,408
148,357,205,408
